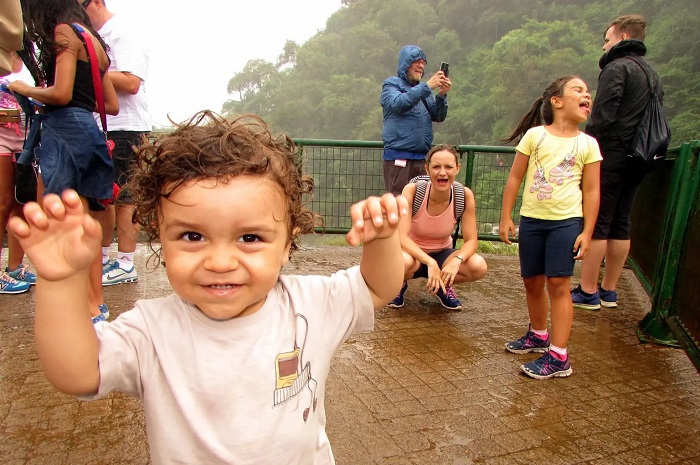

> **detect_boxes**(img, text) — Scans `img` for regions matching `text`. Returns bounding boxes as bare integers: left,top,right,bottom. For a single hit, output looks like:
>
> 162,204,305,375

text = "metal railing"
294,139,517,239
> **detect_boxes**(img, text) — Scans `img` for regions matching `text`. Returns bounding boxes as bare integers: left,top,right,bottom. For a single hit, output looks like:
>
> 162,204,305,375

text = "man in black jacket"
572,14,663,310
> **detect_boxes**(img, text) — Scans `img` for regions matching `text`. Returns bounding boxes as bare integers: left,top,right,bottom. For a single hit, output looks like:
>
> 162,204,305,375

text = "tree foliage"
222,0,700,145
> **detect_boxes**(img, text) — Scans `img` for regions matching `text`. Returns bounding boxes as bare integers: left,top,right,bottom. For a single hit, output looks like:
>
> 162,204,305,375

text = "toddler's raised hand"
9,190,102,281
346,193,408,246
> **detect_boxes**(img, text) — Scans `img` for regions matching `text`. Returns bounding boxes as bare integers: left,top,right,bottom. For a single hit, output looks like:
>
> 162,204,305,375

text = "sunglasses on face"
81,0,91,8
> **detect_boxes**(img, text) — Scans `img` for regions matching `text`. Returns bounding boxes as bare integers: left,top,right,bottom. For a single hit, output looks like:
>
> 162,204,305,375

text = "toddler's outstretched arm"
346,193,408,309
9,190,101,395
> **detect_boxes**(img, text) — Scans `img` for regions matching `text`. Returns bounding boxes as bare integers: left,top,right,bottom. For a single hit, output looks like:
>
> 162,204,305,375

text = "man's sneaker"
505,325,550,354
6,263,36,285
102,261,138,286
521,351,573,380
571,285,601,310
0,271,30,294
598,286,618,308
436,286,462,310
98,303,110,319
388,282,407,308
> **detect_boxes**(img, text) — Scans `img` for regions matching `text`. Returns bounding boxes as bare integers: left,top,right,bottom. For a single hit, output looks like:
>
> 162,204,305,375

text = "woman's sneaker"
505,325,550,354
571,285,601,310
598,286,618,308
6,263,36,285
0,271,31,294
521,351,573,380
436,286,462,310
388,282,407,308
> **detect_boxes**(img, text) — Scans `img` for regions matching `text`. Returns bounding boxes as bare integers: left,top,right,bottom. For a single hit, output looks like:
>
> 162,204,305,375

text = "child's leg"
0,155,15,267
80,197,104,319
523,275,548,329
547,276,574,348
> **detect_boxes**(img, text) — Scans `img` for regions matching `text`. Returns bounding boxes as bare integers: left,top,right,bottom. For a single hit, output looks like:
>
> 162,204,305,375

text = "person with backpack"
388,144,487,311
572,14,665,310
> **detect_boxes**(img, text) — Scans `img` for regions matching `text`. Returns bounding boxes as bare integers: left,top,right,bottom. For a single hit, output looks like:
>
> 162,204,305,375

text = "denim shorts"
36,107,113,211
518,216,583,278
412,248,457,278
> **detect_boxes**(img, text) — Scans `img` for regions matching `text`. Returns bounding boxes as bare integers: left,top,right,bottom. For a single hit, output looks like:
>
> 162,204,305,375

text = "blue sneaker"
0,271,30,294
98,303,110,319
102,260,138,286
598,286,618,308
505,325,550,354
521,351,573,380
387,282,407,308
6,263,36,285
436,286,462,310
571,285,600,311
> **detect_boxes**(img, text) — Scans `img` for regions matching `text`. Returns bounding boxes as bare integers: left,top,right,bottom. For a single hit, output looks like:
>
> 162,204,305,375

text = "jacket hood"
599,39,647,69
397,45,427,83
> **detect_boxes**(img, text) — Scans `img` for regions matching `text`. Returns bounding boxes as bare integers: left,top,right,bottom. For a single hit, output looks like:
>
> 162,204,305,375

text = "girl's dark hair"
128,111,322,265
503,75,579,144
426,144,460,165
20,0,108,83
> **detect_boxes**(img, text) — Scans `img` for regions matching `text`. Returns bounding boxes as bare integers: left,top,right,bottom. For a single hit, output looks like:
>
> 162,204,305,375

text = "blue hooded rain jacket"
380,45,448,161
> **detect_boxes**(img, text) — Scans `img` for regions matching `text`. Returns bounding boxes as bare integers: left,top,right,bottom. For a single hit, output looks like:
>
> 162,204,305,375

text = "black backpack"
626,56,671,171
409,175,465,223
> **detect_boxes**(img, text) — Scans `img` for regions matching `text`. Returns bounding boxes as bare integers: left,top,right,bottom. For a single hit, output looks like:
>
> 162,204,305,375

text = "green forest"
221,0,699,146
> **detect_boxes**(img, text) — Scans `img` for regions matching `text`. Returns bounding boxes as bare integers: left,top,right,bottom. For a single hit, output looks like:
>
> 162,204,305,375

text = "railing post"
636,141,699,346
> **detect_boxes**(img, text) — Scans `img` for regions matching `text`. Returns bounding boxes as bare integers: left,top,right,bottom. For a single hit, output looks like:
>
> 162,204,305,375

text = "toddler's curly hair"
128,111,321,264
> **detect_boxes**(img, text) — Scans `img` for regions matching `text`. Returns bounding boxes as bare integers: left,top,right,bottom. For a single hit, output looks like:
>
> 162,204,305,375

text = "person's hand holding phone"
438,62,451,96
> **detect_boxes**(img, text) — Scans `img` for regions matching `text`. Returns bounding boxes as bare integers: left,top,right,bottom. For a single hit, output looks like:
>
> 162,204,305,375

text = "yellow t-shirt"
517,126,602,220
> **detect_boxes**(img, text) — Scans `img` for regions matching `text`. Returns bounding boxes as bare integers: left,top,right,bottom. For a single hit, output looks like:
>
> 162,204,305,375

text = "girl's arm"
574,160,601,260
9,24,80,105
499,151,529,244
347,194,408,309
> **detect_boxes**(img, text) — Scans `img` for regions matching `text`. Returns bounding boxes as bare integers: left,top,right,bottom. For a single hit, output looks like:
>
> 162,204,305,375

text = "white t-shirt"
99,14,151,131
88,267,373,464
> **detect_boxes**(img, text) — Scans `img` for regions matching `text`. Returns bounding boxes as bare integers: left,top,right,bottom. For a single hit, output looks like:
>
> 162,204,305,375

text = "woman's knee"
458,253,487,282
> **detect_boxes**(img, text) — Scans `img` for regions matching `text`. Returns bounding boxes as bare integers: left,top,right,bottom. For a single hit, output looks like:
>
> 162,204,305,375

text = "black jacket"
585,40,664,171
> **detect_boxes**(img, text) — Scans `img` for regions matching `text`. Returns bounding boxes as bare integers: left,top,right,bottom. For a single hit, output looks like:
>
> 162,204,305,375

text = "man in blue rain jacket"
380,45,451,195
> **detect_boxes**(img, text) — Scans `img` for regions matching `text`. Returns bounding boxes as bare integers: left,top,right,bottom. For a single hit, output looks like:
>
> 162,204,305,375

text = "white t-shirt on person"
99,14,151,131
86,267,374,465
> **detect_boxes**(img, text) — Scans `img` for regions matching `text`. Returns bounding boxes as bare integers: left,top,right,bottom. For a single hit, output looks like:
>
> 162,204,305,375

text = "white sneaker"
102,261,138,286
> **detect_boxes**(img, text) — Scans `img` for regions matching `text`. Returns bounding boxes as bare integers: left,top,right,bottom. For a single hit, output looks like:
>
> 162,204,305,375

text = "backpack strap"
410,175,466,223
453,181,465,223
412,180,428,217
626,56,658,95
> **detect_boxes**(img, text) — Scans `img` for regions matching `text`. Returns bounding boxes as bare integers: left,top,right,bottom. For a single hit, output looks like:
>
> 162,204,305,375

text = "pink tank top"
408,182,456,252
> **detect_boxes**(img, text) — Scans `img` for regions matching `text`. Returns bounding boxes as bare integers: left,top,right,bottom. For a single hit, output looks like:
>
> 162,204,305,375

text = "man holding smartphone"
380,45,451,195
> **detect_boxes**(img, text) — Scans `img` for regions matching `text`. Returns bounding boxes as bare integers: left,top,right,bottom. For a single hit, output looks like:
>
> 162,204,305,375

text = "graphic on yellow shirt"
273,314,318,421
530,165,553,200
530,136,579,201
548,151,576,185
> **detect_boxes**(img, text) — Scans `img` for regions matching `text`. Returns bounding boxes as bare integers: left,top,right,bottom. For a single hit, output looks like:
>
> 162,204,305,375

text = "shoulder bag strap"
412,181,428,217
452,181,465,222
70,23,108,136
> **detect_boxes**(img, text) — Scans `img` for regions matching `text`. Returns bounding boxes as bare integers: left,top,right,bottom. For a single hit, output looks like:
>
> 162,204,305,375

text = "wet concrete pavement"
1,243,699,464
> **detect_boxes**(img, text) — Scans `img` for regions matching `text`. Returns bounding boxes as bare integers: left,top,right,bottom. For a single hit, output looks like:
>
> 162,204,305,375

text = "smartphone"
440,62,449,78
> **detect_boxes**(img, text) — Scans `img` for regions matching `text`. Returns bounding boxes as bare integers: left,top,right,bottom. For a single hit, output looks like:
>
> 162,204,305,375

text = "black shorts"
593,169,646,240
412,248,457,279
518,217,582,278
109,130,149,205
383,159,426,196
